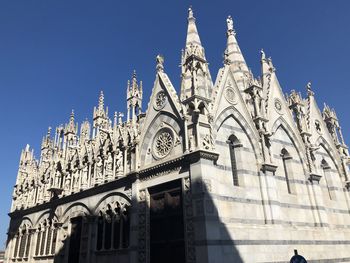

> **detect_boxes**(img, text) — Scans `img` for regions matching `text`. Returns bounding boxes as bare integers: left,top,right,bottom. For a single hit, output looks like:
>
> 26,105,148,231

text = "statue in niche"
115,149,123,175
27,184,34,206
54,168,62,188
81,163,89,187
105,152,113,179
72,166,80,192
96,155,103,182
37,183,43,203
64,172,71,192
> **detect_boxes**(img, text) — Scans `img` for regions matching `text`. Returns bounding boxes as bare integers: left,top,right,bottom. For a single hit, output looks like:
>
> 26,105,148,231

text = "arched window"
13,224,32,259
227,135,241,186
35,225,42,256
321,159,333,200
13,232,20,258
96,202,130,251
281,148,292,194
33,219,59,257
96,213,103,251
40,221,47,255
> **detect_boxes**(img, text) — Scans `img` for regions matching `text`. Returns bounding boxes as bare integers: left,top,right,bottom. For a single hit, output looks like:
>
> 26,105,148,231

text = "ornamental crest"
153,91,167,110
224,87,237,105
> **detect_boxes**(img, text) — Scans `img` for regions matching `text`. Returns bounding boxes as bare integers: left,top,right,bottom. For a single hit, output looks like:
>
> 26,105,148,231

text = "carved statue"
64,172,71,192
115,149,123,175
96,156,103,183
105,152,113,178
227,15,234,32
81,164,89,187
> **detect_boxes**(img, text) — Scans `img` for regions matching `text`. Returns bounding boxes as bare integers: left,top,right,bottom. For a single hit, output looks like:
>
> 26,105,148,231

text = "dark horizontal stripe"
195,239,350,246
263,257,350,263
215,165,346,194
193,215,322,228
193,192,350,216
271,138,294,147
219,123,246,132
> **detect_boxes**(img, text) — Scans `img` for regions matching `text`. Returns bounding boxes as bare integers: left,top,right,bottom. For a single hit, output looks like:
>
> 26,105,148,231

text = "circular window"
154,91,167,110
224,87,237,104
274,98,283,114
153,128,174,159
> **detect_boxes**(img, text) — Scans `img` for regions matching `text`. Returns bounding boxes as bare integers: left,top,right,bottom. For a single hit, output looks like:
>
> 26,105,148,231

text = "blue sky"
0,0,350,249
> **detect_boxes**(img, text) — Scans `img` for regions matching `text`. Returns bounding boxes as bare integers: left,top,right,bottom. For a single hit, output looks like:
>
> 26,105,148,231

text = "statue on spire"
227,15,234,33
188,6,194,20
156,54,164,72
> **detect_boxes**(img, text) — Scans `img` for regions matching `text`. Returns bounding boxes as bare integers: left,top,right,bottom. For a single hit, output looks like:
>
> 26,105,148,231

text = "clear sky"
0,0,350,249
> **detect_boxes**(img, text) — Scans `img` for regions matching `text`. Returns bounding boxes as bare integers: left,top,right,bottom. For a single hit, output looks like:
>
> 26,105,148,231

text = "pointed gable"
139,59,184,167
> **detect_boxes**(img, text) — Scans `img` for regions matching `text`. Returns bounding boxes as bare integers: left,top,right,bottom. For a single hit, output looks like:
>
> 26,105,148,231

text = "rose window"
153,128,174,159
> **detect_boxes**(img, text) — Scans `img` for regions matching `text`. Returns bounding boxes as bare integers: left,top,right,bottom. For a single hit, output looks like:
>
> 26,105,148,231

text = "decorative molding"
224,87,238,105
138,189,149,263
182,177,196,263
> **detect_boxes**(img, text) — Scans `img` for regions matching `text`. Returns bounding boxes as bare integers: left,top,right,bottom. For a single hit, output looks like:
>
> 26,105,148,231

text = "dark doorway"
149,180,185,263
68,216,82,263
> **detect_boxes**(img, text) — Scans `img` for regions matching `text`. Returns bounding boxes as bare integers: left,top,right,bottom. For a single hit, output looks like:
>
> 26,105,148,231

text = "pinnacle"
70,110,75,121
98,90,104,110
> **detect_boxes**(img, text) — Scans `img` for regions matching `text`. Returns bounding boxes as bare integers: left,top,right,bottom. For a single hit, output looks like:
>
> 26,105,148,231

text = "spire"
65,109,78,136
224,15,248,73
41,126,53,149
186,7,202,47
181,7,213,102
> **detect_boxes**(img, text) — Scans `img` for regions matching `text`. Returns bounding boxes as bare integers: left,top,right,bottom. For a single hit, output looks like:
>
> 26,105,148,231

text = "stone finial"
156,54,164,72
260,49,266,60
69,110,75,123
306,81,314,96
118,112,124,125
47,126,52,137
25,144,30,152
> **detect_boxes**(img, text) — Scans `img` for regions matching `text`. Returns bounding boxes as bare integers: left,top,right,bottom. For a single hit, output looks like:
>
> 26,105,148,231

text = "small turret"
126,70,143,123
93,91,110,136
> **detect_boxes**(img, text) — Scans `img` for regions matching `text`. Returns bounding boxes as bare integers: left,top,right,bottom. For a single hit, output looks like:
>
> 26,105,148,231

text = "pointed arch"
93,192,131,214
271,116,308,175
60,202,92,224
214,106,261,162
34,211,59,228
315,136,342,175
139,110,184,166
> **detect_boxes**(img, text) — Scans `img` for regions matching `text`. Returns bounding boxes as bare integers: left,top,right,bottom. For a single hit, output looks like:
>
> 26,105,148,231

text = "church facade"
4,8,350,263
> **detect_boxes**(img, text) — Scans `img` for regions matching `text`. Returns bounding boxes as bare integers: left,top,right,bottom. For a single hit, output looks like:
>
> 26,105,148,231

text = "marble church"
5,7,350,263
